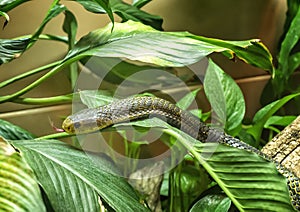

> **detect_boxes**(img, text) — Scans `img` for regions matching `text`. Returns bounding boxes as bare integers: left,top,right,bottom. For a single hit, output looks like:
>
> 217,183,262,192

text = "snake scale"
62,96,300,210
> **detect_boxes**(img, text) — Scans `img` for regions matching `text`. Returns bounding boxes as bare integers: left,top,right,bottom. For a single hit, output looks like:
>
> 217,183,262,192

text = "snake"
62,96,300,210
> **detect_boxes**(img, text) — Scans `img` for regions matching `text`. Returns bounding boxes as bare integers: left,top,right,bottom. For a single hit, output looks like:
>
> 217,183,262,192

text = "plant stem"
70,62,78,88
16,34,68,43
12,94,73,105
36,132,72,140
0,60,61,88
0,55,83,103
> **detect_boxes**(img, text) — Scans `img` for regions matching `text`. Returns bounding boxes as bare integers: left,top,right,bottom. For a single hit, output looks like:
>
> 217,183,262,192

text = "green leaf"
189,36,274,71
272,5,300,94
204,59,245,132
288,52,300,73
176,88,201,110
79,90,114,108
63,10,78,49
278,3,300,67
74,0,162,30
111,0,162,30
94,0,114,26
249,92,300,141
264,115,296,128
176,165,207,195
10,139,148,212
81,57,165,85
0,119,35,140
0,0,29,12
63,10,78,87
284,0,300,35
30,3,67,46
71,0,114,26
0,139,45,212
0,38,30,65
132,0,152,8
190,194,231,212
65,21,273,70
72,0,106,13
0,11,9,28
167,130,295,212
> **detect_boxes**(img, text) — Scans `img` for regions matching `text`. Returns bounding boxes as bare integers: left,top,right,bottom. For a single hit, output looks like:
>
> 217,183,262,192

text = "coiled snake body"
62,96,300,210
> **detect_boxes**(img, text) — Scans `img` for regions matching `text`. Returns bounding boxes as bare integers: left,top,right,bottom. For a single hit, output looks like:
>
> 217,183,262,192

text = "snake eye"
74,122,81,129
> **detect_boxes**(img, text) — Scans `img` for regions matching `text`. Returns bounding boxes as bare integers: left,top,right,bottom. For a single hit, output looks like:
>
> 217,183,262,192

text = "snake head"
62,107,113,134
62,117,75,133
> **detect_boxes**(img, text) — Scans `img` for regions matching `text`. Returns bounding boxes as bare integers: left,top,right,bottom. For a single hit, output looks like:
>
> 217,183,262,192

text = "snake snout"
62,118,74,133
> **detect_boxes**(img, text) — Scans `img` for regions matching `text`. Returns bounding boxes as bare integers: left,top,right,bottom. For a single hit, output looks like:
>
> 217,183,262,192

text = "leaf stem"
36,132,72,140
12,94,73,105
0,60,61,89
0,55,84,103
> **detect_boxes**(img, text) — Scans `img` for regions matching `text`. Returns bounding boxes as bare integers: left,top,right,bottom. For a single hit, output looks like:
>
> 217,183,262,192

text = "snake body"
62,96,300,210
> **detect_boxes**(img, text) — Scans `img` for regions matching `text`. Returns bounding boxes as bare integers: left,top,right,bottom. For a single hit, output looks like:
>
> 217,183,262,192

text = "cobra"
62,96,300,210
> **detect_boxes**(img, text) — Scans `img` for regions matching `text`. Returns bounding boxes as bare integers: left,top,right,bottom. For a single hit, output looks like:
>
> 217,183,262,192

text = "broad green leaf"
0,38,30,65
79,90,114,108
168,130,295,212
0,139,45,212
10,140,99,212
65,21,273,70
80,57,167,85
10,139,149,212
74,0,162,30
189,36,274,71
264,115,296,128
176,88,201,110
190,194,231,212
204,59,245,132
0,119,35,140
0,0,29,12
249,92,300,141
